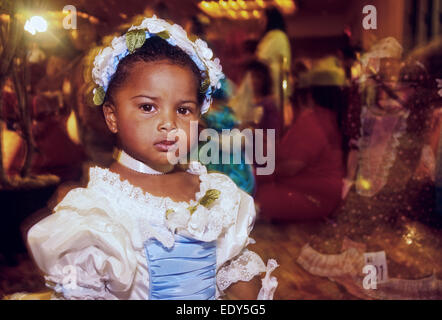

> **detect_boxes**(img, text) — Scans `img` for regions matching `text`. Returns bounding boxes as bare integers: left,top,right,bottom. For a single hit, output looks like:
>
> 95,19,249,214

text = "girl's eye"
177,107,192,115
139,104,156,113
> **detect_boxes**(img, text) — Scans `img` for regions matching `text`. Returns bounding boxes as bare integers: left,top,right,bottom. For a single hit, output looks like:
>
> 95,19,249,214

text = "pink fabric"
256,107,344,221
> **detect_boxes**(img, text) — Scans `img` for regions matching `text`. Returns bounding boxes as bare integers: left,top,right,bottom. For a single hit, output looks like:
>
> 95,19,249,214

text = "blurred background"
0,0,441,300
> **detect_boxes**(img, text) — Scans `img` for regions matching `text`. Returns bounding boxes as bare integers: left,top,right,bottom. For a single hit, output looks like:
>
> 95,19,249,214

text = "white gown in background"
27,162,276,300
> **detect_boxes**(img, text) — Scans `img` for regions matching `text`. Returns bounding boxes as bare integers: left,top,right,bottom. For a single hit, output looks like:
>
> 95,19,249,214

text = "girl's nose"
157,111,177,133
158,121,176,132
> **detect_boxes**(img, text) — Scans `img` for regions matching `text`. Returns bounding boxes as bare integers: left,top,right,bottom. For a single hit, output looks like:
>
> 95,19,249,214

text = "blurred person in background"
342,37,404,199
256,6,292,128
199,78,256,195
335,55,442,232
407,38,442,220
255,57,346,221
244,60,282,141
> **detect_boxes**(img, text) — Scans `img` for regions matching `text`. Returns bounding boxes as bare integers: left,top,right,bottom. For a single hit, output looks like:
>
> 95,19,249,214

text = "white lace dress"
27,162,277,300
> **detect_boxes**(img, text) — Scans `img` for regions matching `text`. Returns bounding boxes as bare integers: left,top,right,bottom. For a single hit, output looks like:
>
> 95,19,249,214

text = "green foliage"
93,86,105,105
200,78,210,94
199,189,221,207
155,31,170,40
187,189,221,215
126,29,146,53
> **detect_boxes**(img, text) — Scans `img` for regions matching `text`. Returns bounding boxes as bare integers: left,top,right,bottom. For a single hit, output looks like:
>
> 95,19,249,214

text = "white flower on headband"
129,15,169,34
195,39,213,60
170,24,194,52
92,47,113,88
111,36,127,56
91,15,224,114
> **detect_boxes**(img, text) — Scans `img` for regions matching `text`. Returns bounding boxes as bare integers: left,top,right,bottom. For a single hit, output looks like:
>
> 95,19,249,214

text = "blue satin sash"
144,234,217,300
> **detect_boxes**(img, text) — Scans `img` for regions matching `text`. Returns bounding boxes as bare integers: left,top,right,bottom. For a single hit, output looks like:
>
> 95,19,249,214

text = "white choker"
116,150,167,175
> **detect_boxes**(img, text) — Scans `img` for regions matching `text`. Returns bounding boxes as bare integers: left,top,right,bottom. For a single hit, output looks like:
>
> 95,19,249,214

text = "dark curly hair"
103,36,206,107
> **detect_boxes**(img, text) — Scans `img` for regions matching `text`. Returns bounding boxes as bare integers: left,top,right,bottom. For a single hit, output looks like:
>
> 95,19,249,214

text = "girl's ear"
103,102,118,134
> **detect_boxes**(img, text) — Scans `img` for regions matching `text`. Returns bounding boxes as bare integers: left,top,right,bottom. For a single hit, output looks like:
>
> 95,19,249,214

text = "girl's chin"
152,152,188,166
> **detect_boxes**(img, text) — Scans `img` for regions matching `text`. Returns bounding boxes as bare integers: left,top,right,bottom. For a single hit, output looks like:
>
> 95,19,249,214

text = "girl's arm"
27,188,137,299
224,276,262,300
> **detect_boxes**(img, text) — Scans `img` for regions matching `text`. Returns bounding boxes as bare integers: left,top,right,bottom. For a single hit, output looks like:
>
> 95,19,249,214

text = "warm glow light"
238,0,247,9
275,0,297,14
256,0,266,8
66,110,81,145
199,0,274,20
282,79,288,90
24,16,48,35
239,10,250,19
89,16,99,24
228,0,239,10
227,9,237,19
201,1,209,9
0,13,10,23
220,0,229,9
351,64,362,80
62,78,72,95
403,225,418,246
358,178,371,190
1,123,23,171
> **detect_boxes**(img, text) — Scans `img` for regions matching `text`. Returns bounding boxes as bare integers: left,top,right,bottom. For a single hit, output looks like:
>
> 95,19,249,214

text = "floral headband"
92,15,224,114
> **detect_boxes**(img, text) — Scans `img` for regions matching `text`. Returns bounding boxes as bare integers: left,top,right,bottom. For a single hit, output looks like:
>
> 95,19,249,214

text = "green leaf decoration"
187,189,220,215
156,31,170,40
200,79,210,94
199,189,221,208
165,209,175,218
126,29,146,53
93,86,105,105
187,205,197,215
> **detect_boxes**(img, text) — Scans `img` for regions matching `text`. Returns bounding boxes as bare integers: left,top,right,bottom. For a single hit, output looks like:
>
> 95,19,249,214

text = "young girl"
25,16,277,300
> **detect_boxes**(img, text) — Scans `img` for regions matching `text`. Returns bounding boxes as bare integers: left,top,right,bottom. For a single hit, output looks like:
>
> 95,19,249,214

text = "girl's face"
103,60,200,172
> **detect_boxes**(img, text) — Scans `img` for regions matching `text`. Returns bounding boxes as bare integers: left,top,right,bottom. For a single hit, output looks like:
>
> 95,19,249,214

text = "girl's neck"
115,150,175,175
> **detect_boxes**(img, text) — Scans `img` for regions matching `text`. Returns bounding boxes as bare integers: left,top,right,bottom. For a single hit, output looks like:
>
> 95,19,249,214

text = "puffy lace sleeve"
27,187,138,300
216,188,277,299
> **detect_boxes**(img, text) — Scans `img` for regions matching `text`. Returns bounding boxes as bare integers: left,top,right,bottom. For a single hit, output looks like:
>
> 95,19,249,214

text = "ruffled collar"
86,162,240,248
89,161,207,204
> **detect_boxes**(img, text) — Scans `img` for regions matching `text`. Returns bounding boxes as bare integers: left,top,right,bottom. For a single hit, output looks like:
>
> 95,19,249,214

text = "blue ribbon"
144,234,217,300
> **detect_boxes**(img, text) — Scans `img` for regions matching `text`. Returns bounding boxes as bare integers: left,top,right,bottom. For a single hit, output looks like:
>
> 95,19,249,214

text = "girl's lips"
154,140,177,152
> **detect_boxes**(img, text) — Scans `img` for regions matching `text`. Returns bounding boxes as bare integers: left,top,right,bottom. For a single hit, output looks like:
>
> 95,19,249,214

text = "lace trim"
54,285,116,300
86,166,241,247
216,249,266,294
45,277,117,300
257,259,279,300
88,166,202,207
